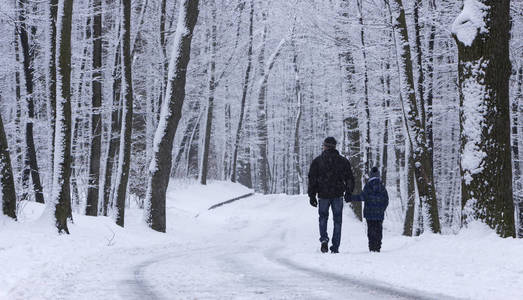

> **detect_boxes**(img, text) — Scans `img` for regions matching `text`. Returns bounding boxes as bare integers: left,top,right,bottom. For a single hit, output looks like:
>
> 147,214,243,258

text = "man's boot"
321,241,328,253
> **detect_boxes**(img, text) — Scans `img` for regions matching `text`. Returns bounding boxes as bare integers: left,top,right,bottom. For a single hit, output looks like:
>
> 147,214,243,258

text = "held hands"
309,195,318,207
344,193,351,203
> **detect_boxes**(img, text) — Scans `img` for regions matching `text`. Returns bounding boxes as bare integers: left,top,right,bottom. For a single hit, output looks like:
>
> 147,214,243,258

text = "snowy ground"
1,180,522,300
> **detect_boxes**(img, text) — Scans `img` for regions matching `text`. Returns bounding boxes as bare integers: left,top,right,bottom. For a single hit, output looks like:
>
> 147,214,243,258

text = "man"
308,137,354,253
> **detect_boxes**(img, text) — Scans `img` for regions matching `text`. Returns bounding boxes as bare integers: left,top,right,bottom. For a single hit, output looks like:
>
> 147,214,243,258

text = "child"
350,167,389,252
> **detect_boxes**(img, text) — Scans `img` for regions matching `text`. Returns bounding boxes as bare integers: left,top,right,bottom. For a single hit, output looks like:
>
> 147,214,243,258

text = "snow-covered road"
117,196,448,300
133,242,456,300
124,225,439,300
2,181,522,299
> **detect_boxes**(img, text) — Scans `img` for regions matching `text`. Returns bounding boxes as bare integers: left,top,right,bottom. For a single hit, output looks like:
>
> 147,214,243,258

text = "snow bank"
166,179,253,214
0,180,251,299
0,201,167,299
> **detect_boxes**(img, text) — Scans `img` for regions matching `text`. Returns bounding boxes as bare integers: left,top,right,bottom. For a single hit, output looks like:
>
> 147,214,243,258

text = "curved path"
18,195,460,300
129,225,457,300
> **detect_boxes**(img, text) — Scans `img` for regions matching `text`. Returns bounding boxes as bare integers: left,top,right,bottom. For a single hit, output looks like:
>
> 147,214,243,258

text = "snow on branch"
451,0,488,46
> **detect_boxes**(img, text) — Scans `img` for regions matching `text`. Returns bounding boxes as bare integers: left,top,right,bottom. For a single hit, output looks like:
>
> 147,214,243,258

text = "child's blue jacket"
351,177,389,220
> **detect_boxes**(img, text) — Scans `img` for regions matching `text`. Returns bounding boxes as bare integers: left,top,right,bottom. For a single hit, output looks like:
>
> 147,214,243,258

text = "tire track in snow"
127,245,220,300
263,231,464,300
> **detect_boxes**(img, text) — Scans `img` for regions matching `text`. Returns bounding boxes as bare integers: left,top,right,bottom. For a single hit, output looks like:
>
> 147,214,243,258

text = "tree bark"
172,106,200,176
255,23,285,194
115,0,134,227
403,151,416,236
200,0,217,185
389,0,441,234
86,0,103,216
52,0,74,234
426,0,437,163
345,117,363,221
453,0,515,237
0,100,17,220
357,0,372,177
18,0,45,204
291,31,304,194
381,61,391,185
145,0,200,232
49,0,58,175
337,0,361,220
102,38,122,217
514,66,522,237
231,0,254,184
255,9,269,194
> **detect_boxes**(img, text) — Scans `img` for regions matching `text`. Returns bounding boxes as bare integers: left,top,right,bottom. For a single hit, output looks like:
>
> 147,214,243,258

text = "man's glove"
309,195,318,207
344,193,351,203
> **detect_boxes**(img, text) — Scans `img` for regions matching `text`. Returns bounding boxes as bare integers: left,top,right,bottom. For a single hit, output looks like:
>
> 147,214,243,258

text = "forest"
0,0,522,238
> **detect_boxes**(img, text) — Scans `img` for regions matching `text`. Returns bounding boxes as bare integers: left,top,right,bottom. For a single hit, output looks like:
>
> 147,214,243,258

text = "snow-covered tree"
452,0,515,237
114,0,134,227
17,0,45,204
85,0,103,216
51,0,75,234
388,0,441,234
0,101,17,220
145,0,200,232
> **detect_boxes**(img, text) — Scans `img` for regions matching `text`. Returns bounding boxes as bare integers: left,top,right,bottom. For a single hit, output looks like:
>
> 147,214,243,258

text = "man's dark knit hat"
323,137,337,148
370,166,380,179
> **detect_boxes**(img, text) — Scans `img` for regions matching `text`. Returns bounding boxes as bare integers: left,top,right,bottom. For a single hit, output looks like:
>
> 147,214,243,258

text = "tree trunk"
255,29,285,194
255,10,269,194
381,60,391,185
14,30,23,185
18,0,45,204
49,0,58,175
200,0,217,186
145,0,200,233
102,39,122,217
115,0,134,227
426,0,437,163
413,0,426,135
172,107,200,175
291,32,304,194
345,117,363,221
514,66,522,237
86,0,103,216
357,0,372,177
52,0,74,234
158,0,169,121
453,0,515,237
231,0,254,184
389,0,441,234
0,100,17,220
337,0,361,220
403,151,416,236
186,117,201,179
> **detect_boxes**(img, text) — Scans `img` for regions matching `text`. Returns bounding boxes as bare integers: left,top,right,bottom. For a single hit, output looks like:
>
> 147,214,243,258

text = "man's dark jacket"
352,178,389,220
307,148,355,199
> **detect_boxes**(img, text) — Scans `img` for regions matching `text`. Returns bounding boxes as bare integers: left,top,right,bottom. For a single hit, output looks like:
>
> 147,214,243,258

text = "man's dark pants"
318,197,343,251
366,220,383,251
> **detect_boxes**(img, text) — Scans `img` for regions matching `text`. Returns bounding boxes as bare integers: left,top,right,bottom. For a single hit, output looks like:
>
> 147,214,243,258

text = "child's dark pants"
366,220,383,252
